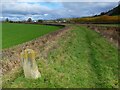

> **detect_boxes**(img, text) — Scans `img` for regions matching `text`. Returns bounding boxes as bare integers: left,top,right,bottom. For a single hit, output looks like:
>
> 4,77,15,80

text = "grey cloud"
1,2,118,21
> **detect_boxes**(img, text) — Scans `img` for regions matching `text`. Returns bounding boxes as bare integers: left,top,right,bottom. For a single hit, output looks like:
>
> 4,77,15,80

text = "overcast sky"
0,0,119,21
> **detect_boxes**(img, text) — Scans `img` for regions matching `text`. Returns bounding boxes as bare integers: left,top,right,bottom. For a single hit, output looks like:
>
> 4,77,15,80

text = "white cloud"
2,2,52,14
44,14,48,16
1,1,119,20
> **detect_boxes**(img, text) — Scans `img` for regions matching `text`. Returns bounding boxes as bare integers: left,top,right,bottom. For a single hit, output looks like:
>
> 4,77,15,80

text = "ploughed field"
3,25,118,88
2,23,62,49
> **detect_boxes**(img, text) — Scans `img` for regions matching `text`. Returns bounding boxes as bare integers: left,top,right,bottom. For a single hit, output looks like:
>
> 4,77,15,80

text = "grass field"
3,25,118,88
2,23,63,49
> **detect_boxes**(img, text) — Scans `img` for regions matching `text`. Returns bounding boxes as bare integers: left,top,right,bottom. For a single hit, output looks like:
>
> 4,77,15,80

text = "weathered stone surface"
20,49,41,79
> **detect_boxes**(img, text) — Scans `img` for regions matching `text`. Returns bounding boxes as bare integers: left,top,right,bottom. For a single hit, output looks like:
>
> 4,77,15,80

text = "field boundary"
82,24,119,48
1,25,72,75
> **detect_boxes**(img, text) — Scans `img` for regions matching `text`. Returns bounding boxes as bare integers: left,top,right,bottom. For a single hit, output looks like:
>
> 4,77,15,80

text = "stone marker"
20,49,41,79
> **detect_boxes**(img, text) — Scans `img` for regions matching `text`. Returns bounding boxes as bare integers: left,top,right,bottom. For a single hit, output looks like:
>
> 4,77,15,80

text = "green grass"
3,25,118,88
2,23,62,49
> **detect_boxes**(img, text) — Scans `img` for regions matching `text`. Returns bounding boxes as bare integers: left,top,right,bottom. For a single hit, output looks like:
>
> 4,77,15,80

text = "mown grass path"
3,25,118,88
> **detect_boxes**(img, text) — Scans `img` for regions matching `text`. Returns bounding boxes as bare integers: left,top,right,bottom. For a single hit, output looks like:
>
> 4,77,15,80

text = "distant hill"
56,4,120,24
70,4,120,24
100,4,120,16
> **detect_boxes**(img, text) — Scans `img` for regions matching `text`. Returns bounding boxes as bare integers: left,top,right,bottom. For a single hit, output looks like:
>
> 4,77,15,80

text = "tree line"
4,18,43,23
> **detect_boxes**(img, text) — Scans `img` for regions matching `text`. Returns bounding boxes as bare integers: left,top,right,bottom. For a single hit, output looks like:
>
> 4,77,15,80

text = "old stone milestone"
20,49,41,79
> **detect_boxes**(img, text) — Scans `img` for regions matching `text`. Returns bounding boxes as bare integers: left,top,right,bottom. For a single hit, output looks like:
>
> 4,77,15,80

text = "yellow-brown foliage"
71,15,119,23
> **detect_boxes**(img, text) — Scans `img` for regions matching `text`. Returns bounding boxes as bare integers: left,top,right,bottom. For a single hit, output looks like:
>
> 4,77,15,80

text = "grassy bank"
3,25,118,88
